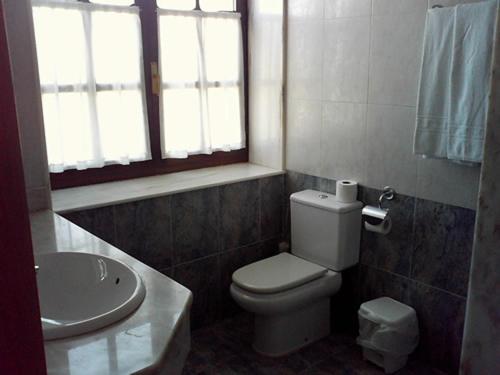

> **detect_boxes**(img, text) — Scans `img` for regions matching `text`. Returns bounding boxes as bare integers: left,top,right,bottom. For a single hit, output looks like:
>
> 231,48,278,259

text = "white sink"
35,252,146,340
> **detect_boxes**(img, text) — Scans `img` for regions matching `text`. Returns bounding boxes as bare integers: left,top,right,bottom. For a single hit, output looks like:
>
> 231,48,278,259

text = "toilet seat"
232,252,327,294
230,270,342,316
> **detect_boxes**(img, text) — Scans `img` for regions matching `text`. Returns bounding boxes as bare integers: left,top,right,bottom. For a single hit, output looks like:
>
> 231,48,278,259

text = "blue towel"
414,0,497,164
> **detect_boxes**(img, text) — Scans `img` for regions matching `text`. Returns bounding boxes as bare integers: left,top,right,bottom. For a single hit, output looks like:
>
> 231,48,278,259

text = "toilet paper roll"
336,180,358,203
364,216,392,235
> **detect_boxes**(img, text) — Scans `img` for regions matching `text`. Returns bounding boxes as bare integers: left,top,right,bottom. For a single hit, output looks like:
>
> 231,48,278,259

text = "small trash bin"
356,297,419,374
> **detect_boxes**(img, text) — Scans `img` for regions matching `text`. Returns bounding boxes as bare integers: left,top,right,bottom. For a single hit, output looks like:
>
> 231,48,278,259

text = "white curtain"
158,9,245,159
32,0,151,173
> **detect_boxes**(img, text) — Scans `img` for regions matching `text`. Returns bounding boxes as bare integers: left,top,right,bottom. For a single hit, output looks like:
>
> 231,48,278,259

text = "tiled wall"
461,7,500,373
286,0,481,210
63,170,474,373
4,0,51,212
62,175,284,329
286,171,475,375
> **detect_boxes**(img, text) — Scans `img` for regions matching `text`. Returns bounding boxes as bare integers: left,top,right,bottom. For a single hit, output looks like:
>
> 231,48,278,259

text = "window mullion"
135,0,162,160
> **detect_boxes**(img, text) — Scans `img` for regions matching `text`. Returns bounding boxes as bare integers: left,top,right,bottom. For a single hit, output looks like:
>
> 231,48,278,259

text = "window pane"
157,0,196,10
158,12,245,158
200,0,236,12
159,14,199,83
92,11,142,84
33,4,151,172
162,89,203,156
90,0,135,5
41,93,94,169
96,91,149,161
32,7,87,86
203,16,241,82
207,87,244,149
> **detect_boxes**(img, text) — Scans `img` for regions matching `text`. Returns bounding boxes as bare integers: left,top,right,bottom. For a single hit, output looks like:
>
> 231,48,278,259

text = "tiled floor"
182,314,447,375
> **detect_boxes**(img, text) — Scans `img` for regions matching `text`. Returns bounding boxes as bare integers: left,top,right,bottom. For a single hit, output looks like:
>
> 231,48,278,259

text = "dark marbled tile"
159,267,173,278
220,180,260,250
114,196,172,270
412,199,476,296
219,242,266,319
260,237,281,259
62,206,115,245
319,177,337,195
302,344,448,375
331,265,361,335
172,187,220,265
184,313,445,375
260,175,284,240
173,255,220,330
358,265,411,306
409,282,466,374
285,170,321,197
301,345,382,375
360,187,415,277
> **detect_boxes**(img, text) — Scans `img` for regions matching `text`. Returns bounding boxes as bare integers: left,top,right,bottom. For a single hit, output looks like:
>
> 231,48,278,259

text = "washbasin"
35,252,146,340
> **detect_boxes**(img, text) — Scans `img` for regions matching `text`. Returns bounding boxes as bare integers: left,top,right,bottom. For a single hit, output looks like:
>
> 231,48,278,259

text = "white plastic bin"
356,297,419,374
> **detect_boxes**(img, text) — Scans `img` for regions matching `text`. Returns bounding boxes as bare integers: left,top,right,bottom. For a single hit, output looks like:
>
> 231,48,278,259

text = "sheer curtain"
158,9,245,159
32,0,150,172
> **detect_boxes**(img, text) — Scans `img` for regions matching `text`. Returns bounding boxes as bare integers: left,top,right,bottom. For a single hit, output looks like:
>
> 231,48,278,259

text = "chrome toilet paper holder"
361,186,396,235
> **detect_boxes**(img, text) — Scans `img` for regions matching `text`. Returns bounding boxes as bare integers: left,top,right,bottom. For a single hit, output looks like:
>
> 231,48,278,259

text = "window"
32,0,150,172
31,0,248,188
158,10,245,158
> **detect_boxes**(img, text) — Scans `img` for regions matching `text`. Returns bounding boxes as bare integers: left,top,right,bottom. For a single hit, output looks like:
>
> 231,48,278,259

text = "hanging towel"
414,0,498,164
448,1,497,162
414,7,456,160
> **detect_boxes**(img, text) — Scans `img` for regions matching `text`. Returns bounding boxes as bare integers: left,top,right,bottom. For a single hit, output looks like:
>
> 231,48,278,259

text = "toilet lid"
232,252,327,294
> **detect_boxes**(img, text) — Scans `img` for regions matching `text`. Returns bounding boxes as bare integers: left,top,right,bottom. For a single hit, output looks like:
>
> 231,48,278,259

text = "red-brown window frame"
50,0,249,190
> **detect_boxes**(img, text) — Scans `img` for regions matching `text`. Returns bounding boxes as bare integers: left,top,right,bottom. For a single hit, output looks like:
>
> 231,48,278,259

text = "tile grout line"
363,263,468,301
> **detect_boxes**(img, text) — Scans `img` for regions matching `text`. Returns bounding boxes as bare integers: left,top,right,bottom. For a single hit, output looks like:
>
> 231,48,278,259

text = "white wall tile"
365,105,418,195
368,10,426,107
4,0,51,211
26,187,52,212
428,0,483,9
428,0,460,8
323,18,370,103
285,0,481,209
321,102,367,182
416,158,480,209
286,99,322,175
325,0,372,18
287,20,324,100
373,0,427,17
289,0,324,20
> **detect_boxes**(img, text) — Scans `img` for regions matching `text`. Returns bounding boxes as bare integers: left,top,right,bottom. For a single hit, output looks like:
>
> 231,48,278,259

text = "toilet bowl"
230,253,342,356
230,190,362,356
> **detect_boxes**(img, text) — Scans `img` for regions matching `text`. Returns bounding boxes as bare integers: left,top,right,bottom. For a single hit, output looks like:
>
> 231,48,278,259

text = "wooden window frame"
50,0,249,189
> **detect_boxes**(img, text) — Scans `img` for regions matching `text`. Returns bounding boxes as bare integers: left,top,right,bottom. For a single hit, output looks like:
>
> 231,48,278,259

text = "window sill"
51,162,284,213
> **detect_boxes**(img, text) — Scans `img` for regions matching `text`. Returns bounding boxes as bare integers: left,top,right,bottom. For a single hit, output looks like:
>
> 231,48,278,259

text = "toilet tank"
290,190,362,271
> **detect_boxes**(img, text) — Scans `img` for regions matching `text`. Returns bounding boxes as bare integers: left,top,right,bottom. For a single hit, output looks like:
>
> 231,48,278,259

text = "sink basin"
35,252,146,340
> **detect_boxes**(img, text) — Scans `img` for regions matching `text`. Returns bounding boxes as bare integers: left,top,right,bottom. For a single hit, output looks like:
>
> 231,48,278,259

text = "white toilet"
230,189,363,356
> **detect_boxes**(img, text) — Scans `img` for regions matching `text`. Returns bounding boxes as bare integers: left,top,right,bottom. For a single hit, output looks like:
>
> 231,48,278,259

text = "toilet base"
253,298,330,357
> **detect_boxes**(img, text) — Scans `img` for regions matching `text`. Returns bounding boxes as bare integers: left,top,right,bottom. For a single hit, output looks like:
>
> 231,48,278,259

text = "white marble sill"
52,163,285,214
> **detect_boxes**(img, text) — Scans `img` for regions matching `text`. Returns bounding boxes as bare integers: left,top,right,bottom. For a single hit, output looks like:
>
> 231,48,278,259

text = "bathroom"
0,0,498,374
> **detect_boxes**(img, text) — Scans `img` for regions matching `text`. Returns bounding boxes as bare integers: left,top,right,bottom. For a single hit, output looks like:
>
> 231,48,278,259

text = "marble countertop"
30,211,193,375
52,163,284,213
